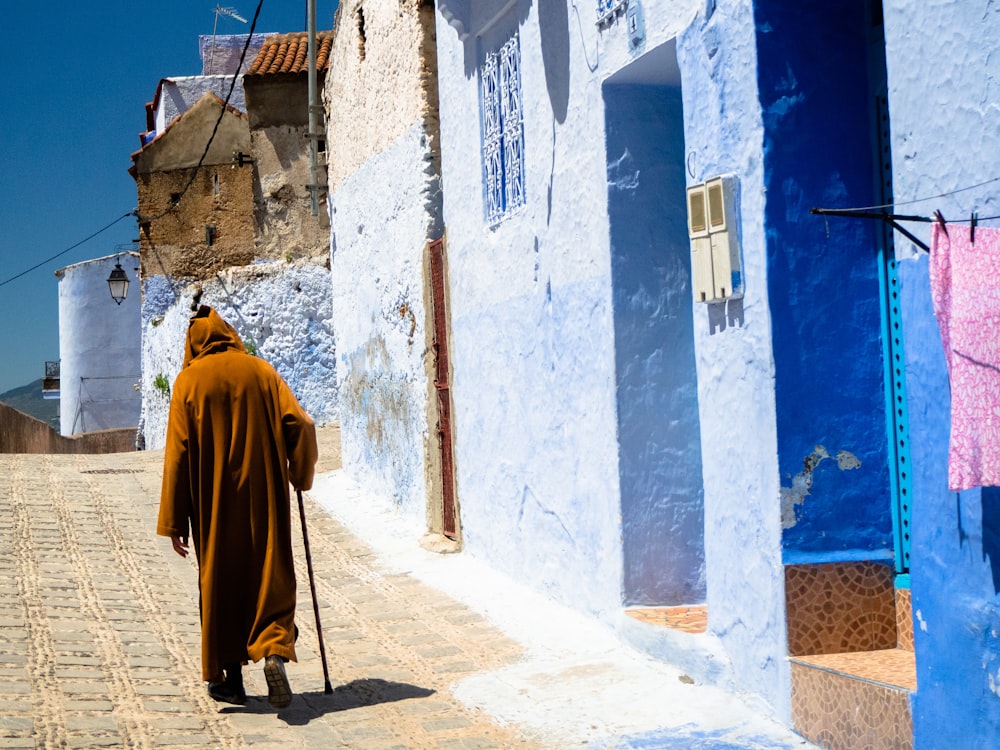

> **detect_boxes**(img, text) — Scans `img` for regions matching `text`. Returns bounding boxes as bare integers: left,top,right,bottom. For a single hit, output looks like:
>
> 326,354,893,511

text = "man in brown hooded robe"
158,306,318,709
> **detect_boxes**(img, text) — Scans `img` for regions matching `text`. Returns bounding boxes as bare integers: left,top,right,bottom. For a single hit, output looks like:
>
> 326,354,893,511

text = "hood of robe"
183,306,247,367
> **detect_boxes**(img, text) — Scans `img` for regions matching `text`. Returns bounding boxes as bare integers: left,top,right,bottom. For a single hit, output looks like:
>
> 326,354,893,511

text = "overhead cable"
136,0,264,224
0,211,137,289
824,176,1000,214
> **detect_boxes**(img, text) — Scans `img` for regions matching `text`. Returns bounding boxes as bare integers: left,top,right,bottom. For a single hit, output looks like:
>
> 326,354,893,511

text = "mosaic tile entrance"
785,561,897,656
790,660,913,750
785,561,915,749
624,605,707,634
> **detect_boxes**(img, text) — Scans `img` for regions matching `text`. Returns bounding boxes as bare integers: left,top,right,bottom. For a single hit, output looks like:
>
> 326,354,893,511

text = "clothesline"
810,207,1000,253
811,208,1000,223
819,175,1000,213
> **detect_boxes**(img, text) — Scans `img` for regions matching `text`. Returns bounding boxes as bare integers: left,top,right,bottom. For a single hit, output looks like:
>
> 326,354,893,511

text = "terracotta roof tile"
246,32,332,76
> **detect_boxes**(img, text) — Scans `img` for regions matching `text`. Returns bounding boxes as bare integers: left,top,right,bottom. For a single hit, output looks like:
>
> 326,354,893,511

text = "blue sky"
0,1,338,394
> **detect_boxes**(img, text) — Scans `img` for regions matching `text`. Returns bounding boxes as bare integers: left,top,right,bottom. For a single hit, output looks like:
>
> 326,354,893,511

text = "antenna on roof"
209,5,249,74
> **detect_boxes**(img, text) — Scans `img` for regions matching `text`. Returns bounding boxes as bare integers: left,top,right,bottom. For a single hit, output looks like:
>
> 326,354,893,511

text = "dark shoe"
263,655,292,708
207,680,247,705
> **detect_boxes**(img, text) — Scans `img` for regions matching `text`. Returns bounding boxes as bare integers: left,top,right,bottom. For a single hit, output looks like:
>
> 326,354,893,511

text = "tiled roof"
245,32,333,76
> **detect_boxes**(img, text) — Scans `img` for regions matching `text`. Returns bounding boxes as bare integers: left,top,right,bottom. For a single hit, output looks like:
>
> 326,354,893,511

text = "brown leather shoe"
263,655,292,708
207,681,246,705
208,662,246,705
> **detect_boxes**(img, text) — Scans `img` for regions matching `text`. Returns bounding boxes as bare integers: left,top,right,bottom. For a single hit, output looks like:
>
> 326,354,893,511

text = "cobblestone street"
0,425,814,750
0,426,539,749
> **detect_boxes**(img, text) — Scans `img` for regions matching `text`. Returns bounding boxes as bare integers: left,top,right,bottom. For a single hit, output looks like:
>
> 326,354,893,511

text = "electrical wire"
136,0,264,224
0,2,265,290
0,211,136,290
821,175,1000,214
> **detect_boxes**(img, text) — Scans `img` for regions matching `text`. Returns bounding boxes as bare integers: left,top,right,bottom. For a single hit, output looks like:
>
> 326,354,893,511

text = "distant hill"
0,379,60,430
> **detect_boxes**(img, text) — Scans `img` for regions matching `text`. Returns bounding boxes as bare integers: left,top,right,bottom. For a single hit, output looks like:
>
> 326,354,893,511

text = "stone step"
790,647,914,750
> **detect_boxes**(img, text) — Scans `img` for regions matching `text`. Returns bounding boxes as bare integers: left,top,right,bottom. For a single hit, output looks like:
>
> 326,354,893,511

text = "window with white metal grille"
596,0,627,24
480,31,524,225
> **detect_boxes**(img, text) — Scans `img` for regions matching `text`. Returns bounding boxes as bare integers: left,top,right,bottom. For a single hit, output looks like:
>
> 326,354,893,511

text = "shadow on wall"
605,80,706,605
445,0,535,78
539,0,570,123
976,487,1000,596
707,297,745,335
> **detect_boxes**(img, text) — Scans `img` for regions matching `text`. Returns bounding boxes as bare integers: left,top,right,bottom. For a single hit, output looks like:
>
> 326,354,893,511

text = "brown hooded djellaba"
157,306,318,683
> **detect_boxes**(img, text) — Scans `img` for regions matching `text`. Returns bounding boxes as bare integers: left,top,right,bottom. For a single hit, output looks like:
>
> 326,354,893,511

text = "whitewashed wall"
435,0,787,717
676,2,786,718
151,77,249,138
56,254,142,436
139,260,338,449
329,123,440,520
435,1,630,622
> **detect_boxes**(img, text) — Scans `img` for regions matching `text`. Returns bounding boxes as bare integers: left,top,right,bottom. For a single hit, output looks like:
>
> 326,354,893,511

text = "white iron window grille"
597,0,627,24
481,32,525,225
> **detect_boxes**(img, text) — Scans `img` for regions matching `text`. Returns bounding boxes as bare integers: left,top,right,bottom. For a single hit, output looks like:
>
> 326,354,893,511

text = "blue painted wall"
900,258,1000,749
604,83,705,606
754,1,893,560
882,1,1000,746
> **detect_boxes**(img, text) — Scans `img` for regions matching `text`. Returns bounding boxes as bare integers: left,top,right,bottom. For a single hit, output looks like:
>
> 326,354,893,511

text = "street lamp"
107,260,129,305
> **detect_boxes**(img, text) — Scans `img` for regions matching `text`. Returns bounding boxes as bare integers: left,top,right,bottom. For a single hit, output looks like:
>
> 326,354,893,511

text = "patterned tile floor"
791,647,916,691
624,605,708,634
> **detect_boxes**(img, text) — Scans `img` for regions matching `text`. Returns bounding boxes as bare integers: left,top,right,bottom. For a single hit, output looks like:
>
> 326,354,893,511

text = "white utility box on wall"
686,174,743,303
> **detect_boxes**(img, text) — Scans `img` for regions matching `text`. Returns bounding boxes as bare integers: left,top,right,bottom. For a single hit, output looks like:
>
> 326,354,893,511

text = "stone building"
132,32,338,449
243,31,334,262
132,93,256,280
142,34,269,145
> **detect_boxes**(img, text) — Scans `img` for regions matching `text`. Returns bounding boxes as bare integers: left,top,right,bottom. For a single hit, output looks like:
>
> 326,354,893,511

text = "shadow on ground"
220,678,436,725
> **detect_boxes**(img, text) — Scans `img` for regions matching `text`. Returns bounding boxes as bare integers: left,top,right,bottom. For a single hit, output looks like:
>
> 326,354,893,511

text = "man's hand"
171,536,190,558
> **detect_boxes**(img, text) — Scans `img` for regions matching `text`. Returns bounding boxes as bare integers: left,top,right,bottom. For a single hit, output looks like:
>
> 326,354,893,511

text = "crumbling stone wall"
137,165,256,279
245,75,331,263
327,0,440,191
134,66,338,453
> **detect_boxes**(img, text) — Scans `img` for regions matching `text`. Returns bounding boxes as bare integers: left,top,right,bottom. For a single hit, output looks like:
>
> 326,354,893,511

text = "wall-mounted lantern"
107,260,129,305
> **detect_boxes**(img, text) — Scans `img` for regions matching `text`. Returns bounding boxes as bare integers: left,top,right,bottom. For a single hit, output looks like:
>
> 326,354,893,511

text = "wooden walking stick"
296,489,334,694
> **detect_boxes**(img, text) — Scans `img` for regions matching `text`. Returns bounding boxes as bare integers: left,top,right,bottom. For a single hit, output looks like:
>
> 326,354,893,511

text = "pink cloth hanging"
930,221,1000,491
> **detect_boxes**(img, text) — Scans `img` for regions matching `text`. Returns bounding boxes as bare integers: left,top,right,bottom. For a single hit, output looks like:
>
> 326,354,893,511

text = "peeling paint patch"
836,450,861,470
780,444,862,528
989,667,1000,697
916,608,928,632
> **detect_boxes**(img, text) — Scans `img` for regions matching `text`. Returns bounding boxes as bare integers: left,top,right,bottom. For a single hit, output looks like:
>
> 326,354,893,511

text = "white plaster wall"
677,2,786,719
435,0,788,717
329,123,438,521
433,2,699,623
139,260,338,450
57,254,141,436
153,76,248,135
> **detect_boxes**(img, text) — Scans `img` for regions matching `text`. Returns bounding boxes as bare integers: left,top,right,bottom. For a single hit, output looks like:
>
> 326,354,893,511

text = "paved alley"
0,426,814,749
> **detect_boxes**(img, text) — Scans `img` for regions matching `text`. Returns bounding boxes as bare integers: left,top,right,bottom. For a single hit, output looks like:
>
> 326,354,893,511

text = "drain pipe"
306,0,323,216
